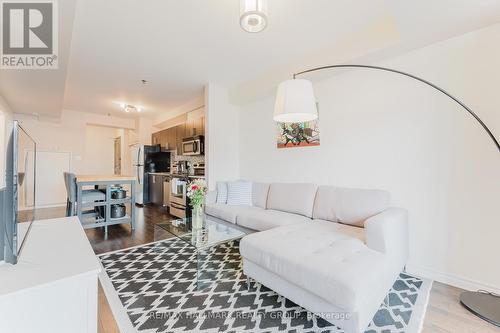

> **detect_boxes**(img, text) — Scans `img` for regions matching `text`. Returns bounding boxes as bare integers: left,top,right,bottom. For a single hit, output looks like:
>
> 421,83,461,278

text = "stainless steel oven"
182,135,204,156
169,177,187,218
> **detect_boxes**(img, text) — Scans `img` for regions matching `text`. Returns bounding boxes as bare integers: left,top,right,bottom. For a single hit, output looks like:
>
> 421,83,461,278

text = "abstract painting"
276,120,320,149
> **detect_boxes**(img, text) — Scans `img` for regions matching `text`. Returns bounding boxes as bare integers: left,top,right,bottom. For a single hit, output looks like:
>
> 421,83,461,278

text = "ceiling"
2,0,500,120
63,0,386,119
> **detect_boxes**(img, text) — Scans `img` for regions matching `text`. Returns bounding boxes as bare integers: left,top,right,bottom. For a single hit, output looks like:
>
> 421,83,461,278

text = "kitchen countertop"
148,172,205,179
76,174,136,182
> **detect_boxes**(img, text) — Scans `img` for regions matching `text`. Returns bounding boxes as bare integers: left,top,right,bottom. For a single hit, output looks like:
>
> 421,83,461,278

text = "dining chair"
63,172,106,217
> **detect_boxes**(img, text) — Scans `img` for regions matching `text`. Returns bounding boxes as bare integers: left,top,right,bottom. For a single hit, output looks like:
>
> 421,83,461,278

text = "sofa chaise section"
240,221,402,333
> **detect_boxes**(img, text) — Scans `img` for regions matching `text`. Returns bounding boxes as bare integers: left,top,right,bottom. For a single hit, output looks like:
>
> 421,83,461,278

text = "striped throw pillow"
216,182,228,204
226,181,253,206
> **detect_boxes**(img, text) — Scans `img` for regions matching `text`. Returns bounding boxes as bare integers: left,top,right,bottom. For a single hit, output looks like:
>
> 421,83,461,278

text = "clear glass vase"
192,204,204,229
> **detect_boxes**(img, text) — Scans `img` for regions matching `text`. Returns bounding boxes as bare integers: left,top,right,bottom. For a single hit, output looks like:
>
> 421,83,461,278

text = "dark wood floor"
30,204,175,255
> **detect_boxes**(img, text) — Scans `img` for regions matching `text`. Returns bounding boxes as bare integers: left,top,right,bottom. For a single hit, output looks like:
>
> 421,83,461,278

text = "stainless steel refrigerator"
131,144,170,205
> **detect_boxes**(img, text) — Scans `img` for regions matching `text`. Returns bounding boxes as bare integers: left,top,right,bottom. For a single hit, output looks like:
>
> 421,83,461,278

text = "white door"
24,151,71,208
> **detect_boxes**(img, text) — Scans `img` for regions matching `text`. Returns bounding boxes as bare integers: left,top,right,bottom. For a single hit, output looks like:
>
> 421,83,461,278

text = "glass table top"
156,214,246,250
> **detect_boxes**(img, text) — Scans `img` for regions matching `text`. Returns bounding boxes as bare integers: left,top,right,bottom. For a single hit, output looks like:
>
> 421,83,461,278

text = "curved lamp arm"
293,64,500,152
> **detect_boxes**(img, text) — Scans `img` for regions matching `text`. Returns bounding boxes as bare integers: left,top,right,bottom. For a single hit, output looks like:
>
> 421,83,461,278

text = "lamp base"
460,291,500,327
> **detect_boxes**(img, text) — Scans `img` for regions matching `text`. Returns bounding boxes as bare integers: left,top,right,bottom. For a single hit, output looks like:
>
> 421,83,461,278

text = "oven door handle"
170,202,185,209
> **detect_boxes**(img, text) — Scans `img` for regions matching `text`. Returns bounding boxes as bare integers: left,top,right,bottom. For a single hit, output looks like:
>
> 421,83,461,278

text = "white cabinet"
0,217,101,333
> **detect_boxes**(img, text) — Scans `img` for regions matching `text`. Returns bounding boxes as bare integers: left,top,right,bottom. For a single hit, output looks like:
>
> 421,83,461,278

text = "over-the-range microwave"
182,135,204,155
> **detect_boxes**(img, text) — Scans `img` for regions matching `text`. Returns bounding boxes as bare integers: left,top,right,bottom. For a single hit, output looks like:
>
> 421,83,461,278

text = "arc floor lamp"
274,64,500,327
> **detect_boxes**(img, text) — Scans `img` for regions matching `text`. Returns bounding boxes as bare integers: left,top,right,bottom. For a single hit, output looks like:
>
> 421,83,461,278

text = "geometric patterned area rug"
98,238,432,333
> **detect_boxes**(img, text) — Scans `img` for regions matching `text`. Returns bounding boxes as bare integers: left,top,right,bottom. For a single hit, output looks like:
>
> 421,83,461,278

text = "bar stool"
63,172,106,217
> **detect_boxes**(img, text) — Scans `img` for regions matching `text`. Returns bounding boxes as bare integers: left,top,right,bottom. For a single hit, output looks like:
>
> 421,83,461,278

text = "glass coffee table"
155,214,246,290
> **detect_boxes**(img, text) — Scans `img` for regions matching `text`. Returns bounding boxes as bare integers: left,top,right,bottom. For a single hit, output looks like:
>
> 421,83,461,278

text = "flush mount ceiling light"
119,103,143,113
240,0,268,33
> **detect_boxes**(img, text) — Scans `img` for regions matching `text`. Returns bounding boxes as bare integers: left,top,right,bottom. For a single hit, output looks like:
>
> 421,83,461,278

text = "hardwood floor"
84,204,174,255
30,205,500,333
422,283,500,333
28,204,175,255
98,283,120,333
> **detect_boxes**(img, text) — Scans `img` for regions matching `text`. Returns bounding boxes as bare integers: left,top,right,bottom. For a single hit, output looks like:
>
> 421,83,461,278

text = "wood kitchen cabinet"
176,123,186,153
152,130,166,148
151,116,204,152
166,127,176,150
185,116,205,137
152,131,161,145
185,118,193,137
159,130,168,148
195,117,204,136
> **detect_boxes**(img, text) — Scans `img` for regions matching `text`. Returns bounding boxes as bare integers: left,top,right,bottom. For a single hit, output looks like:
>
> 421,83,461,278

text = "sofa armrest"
364,207,409,267
205,190,217,205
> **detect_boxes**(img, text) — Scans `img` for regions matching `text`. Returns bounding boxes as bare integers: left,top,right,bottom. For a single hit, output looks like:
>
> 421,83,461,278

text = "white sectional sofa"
205,182,409,333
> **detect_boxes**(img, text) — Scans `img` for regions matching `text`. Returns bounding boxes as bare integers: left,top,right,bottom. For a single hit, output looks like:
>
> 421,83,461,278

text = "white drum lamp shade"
240,0,268,33
274,79,318,123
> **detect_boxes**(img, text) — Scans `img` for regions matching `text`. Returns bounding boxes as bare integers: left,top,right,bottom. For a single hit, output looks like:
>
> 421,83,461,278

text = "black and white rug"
99,238,432,333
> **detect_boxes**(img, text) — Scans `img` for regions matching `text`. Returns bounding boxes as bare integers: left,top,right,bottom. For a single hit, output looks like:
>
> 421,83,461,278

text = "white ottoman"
239,221,402,333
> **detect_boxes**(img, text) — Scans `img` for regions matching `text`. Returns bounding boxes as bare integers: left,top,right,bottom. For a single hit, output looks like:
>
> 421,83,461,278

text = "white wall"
116,128,132,176
12,110,142,206
238,24,500,292
136,117,154,145
205,83,240,190
83,125,117,175
13,110,141,174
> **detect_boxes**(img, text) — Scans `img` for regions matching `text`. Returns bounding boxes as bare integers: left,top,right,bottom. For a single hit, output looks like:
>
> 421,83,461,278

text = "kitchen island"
75,175,136,232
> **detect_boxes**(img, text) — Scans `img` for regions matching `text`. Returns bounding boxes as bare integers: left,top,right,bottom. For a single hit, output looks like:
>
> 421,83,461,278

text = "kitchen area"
132,111,205,220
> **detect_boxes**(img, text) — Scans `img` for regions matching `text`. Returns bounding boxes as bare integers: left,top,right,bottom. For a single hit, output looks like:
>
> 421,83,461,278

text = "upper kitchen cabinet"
151,113,204,152
185,118,193,137
194,117,204,136
152,130,167,148
176,123,186,152
185,116,205,137
152,131,161,145
159,130,168,148
166,127,176,150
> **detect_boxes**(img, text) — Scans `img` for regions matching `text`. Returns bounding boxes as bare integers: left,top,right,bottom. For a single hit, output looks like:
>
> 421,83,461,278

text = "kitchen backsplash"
171,150,205,165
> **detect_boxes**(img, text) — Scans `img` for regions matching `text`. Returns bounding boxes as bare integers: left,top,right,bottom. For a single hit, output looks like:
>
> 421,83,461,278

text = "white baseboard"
406,263,500,295
37,203,66,209
18,203,66,211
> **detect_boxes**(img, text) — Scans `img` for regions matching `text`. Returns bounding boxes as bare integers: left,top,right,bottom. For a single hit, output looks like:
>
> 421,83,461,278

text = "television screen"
3,120,36,264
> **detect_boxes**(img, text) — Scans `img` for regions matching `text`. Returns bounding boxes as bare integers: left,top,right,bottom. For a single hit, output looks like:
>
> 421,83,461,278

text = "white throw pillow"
226,181,253,206
252,182,270,209
216,182,228,204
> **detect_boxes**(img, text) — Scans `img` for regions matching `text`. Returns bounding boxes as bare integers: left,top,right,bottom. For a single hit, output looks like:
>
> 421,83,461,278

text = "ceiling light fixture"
240,0,268,33
119,103,143,113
